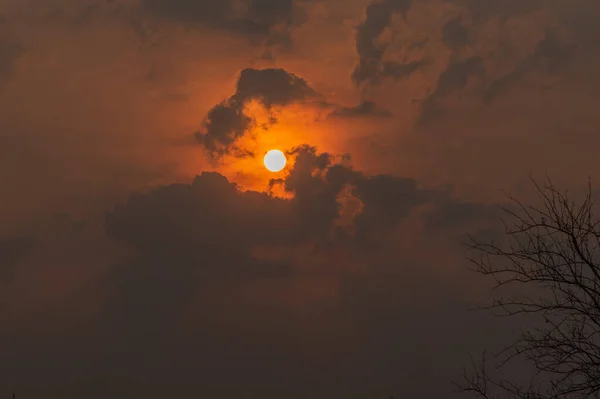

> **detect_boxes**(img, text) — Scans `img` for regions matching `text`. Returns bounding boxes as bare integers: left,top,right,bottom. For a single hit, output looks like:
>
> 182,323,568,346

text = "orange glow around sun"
209,98,348,196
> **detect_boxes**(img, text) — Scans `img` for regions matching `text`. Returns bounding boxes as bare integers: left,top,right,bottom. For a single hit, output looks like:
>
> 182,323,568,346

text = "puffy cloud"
79,142,501,396
194,67,318,158
108,145,429,253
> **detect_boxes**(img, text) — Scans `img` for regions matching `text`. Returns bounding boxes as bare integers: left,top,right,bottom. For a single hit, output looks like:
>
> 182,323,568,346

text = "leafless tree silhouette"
455,176,600,399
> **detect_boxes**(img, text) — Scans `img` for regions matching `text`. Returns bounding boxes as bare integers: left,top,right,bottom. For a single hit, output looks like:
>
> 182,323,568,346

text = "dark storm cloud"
352,0,420,86
102,146,429,367
139,0,303,44
107,144,432,264
97,145,497,379
194,68,317,158
329,100,393,119
0,39,23,88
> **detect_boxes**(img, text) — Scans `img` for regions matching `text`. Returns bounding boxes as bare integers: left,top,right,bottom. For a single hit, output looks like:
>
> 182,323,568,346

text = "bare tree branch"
455,176,600,399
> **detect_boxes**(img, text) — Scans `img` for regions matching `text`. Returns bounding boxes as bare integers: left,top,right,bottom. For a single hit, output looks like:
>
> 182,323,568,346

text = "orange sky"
1,0,600,397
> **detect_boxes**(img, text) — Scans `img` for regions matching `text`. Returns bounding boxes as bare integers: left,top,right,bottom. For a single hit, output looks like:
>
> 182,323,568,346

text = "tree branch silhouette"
455,175,600,399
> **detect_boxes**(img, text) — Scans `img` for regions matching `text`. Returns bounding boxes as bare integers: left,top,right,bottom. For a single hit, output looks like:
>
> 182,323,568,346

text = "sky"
1,0,600,397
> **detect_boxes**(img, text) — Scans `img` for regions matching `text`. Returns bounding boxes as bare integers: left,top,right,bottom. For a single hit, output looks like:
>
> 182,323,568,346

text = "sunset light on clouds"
1,0,600,397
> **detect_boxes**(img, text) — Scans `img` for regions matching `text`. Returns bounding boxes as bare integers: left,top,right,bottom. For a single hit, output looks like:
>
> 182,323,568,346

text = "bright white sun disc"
264,149,287,172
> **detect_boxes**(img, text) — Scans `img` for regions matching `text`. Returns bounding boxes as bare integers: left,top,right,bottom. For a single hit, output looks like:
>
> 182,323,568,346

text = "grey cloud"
195,103,253,155
441,16,469,49
352,0,417,86
97,145,496,380
194,68,317,158
102,147,428,368
352,174,429,237
0,145,502,397
106,145,459,268
233,67,316,107
432,56,485,97
484,28,576,102
351,0,579,122
420,56,485,122
104,146,451,329
381,59,427,81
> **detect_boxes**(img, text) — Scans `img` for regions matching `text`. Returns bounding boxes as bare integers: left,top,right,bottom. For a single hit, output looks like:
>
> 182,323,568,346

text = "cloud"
441,16,470,49
107,145,404,255
105,143,490,303
83,143,501,396
194,68,317,158
349,0,591,125
329,100,393,118
139,0,305,45
105,144,465,269
352,0,421,86
420,56,485,122
484,27,576,103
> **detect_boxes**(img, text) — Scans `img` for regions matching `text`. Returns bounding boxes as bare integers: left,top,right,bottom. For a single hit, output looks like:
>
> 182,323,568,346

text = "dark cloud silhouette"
0,39,23,87
104,144,489,320
352,0,418,86
420,56,485,122
351,0,543,88
432,56,485,97
484,28,576,102
380,59,428,84
351,0,570,119
85,144,499,398
194,68,317,158
139,0,304,45
329,100,393,118
441,16,469,49
108,144,431,257
234,67,316,107
2,0,600,397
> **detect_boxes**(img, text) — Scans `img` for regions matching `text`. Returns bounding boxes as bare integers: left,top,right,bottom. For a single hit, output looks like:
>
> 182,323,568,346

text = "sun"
263,149,287,172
